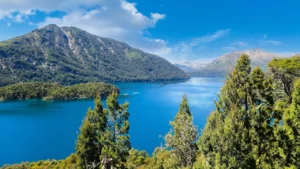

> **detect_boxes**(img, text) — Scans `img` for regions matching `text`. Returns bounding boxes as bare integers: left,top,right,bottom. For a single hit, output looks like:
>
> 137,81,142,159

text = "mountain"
190,49,281,77
0,24,188,86
174,61,206,73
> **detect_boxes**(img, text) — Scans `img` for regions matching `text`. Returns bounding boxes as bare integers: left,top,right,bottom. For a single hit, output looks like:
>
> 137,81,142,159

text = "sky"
0,0,299,63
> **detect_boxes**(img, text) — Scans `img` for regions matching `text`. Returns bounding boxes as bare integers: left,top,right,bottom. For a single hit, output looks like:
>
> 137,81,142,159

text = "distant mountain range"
0,24,188,86
177,49,281,77
174,61,206,73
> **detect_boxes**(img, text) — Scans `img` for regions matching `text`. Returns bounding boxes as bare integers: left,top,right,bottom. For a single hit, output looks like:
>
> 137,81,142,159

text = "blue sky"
0,0,299,63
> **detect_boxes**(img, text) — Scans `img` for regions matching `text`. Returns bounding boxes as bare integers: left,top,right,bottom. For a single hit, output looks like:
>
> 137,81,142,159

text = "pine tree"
101,91,130,169
76,98,106,168
165,95,198,168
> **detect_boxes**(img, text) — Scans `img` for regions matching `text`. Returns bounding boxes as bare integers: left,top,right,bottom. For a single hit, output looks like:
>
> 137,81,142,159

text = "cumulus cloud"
0,0,170,57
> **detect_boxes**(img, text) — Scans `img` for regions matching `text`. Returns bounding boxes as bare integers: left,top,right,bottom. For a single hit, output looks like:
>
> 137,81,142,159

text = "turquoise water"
0,77,224,166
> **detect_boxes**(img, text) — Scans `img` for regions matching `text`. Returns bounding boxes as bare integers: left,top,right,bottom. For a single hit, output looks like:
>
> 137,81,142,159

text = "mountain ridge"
174,61,206,73
0,24,189,86
187,49,281,76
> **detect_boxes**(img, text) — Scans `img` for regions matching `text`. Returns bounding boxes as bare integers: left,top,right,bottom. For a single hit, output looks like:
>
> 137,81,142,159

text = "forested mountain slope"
0,24,188,86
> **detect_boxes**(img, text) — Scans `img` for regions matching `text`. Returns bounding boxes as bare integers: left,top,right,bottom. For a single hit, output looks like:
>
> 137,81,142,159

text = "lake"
0,77,224,166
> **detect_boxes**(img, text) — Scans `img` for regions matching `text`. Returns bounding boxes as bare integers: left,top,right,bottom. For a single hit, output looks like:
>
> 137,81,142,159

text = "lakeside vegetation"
0,82,119,101
1,55,300,169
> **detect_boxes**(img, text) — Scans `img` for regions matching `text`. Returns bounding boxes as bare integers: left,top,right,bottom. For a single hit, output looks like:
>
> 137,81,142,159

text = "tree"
281,79,300,168
143,147,178,169
101,91,130,169
201,54,255,168
268,55,300,102
199,55,282,169
249,67,276,168
197,111,223,168
126,149,150,169
165,95,198,168
76,98,107,168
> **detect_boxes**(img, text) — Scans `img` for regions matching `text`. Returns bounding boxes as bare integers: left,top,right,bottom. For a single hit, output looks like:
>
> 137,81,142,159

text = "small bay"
0,77,224,166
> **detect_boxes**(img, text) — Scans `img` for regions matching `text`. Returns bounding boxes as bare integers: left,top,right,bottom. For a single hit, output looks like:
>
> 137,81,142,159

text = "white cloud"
232,41,247,46
151,13,166,22
190,29,230,46
260,40,282,45
167,29,230,62
222,46,236,50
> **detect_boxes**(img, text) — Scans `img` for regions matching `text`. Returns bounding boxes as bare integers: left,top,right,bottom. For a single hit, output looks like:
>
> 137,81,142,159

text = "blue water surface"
0,77,224,166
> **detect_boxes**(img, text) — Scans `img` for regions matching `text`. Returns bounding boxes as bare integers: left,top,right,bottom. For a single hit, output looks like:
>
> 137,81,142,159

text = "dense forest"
0,82,119,101
1,54,299,169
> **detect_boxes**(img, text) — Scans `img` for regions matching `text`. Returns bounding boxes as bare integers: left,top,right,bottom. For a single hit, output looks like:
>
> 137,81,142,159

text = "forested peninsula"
1,55,300,169
0,82,119,101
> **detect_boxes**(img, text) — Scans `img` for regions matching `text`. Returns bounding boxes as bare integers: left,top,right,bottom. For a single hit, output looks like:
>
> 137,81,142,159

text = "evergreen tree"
76,98,106,168
281,79,300,168
200,54,255,168
222,105,253,168
101,91,131,169
249,67,276,168
165,95,198,168
199,55,282,169
197,111,224,168
126,149,150,169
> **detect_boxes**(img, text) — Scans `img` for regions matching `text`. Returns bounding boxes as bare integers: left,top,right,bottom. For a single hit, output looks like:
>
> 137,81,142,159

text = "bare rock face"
0,24,189,86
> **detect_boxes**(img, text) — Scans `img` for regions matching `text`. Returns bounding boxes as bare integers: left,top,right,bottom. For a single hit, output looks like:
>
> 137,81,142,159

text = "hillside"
190,49,281,76
0,24,188,86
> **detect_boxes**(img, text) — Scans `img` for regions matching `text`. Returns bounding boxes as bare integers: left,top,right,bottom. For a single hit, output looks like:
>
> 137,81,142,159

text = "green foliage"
165,95,198,168
47,82,119,100
1,154,79,169
101,91,131,169
76,98,107,168
0,82,60,101
268,55,300,102
75,92,131,169
126,149,150,169
280,79,300,168
141,148,178,169
0,82,119,101
198,54,293,169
